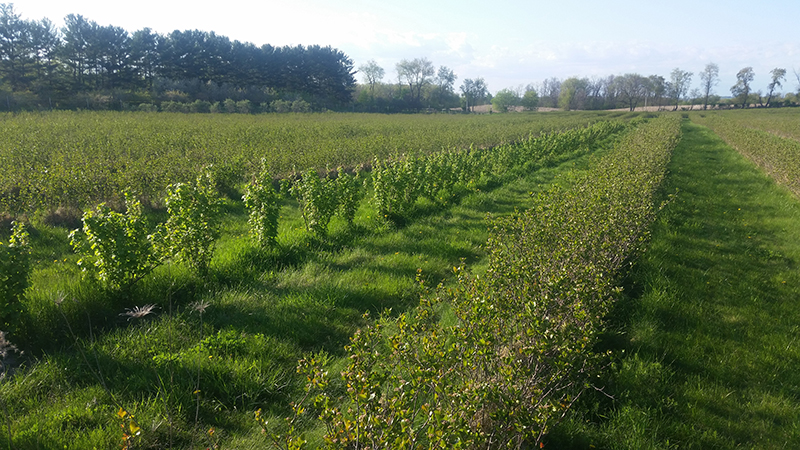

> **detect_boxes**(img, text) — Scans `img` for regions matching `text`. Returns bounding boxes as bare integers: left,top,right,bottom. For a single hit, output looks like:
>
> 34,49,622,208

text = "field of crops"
0,110,628,216
1,108,800,449
691,109,800,197
696,108,800,141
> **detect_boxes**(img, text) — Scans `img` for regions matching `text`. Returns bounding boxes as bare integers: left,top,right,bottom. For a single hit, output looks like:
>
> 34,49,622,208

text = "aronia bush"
265,116,681,449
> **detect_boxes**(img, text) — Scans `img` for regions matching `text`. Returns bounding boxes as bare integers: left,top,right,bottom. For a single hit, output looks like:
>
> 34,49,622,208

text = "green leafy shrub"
243,163,282,247
334,167,363,225
69,194,160,290
0,221,30,330
155,169,222,276
289,169,339,238
272,117,681,449
371,155,424,221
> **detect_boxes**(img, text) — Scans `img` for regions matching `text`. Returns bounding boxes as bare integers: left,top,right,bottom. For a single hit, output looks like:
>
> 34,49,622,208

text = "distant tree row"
0,4,356,111
354,58,468,112
490,64,797,113
354,58,799,115
3,2,796,114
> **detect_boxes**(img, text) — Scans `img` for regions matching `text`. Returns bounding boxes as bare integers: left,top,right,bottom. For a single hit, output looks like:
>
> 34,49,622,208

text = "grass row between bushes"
552,119,800,449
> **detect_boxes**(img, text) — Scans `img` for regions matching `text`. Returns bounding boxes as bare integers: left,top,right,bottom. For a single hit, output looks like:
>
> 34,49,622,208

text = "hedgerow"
265,116,681,449
0,111,614,216
692,113,800,197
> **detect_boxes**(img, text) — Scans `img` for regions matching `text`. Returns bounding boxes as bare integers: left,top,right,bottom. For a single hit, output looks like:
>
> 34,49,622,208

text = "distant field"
0,110,626,216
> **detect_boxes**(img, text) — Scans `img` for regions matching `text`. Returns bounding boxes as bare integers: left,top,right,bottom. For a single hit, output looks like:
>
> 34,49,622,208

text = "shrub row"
266,116,682,449
370,120,627,221
277,121,626,238
692,113,800,197
153,98,312,114
2,121,628,333
1,120,630,343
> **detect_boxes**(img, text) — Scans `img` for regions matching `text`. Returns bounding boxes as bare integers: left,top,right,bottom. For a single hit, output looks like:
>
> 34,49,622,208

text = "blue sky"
13,0,800,95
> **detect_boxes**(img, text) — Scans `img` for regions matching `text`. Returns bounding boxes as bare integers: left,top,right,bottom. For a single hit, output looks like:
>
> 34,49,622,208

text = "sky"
11,0,800,95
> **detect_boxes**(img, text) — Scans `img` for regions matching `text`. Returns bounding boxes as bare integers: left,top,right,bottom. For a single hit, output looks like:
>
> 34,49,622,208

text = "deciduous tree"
668,68,692,111
491,88,519,112
646,75,666,110
460,77,487,112
558,77,588,110
613,73,648,111
765,67,786,107
540,77,561,108
396,57,434,105
520,86,539,110
358,59,384,95
731,67,755,108
699,63,719,110
433,65,456,108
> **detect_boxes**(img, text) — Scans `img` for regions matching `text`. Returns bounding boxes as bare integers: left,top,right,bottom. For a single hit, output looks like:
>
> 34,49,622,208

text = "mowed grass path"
554,120,800,449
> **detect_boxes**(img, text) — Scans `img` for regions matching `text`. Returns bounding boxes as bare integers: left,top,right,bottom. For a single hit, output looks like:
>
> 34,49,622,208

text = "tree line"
491,64,798,112
2,3,797,114
355,58,799,114
0,4,356,111
355,58,466,112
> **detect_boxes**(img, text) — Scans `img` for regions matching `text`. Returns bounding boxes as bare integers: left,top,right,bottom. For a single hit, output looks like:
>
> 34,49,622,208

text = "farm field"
0,111,637,448
1,109,800,448
0,110,624,217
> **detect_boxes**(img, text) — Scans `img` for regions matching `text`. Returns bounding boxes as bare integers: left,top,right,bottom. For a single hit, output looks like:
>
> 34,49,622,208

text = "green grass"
551,120,800,449
0,129,618,449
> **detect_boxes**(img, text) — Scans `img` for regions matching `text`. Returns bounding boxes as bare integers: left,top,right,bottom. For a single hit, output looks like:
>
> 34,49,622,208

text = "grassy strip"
0,126,625,449
552,121,800,449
